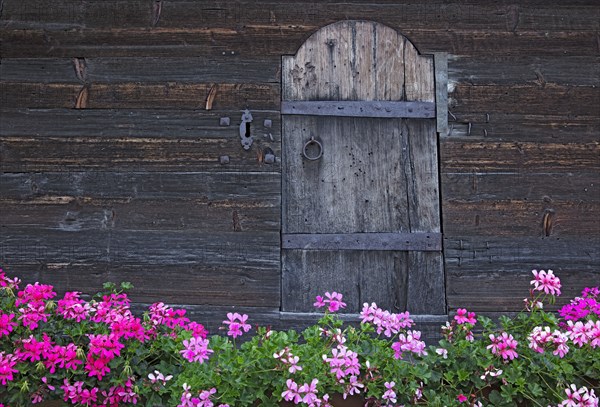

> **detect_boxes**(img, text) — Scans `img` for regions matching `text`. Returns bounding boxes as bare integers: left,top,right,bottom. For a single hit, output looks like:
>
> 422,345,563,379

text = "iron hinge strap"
281,101,435,119
282,232,442,251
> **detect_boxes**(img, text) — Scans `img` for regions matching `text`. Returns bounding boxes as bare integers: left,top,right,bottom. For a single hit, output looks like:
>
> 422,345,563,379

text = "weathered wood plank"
0,109,280,139
447,266,600,312
448,83,600,116
0,57,281,84
441,172,600,202
1,27,596,58
0,171,281,201
448,55,600,86
0,200,280,233
0,110,282,172
442,114,599,142
444,236,600,311
0,171,280,230
440,141,600,172
0,82,279,110
0,229,280,267
443,200,600,237
3,263,280,308
444,236,600,272
282,116,411,234
2,1,597,32
282,249,410,314
0,138,282,172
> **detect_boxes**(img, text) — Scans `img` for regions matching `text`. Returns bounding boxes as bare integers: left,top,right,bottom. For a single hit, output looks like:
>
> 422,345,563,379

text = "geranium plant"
0,268,207,406
1,265,599,407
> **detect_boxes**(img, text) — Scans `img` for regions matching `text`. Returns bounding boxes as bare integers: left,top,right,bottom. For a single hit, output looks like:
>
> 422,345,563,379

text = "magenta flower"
180,336,213,363
0,312,17,338
314,292,347,313
323,345,360,380
487,332,519,360
457,393,468,403
454,308,477,325
559,384,599,407
222,312,251,338
57,291,90,322
0,352,19,385
530,269,561,296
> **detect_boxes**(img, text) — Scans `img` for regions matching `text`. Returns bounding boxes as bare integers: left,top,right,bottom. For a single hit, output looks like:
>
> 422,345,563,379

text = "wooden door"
281,21,445,315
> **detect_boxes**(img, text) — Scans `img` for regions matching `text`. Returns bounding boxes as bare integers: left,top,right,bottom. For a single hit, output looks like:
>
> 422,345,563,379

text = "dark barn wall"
1,1,599,331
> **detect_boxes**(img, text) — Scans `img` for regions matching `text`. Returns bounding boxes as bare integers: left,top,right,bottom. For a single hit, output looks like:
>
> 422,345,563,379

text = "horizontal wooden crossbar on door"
282,232,442,251
281,100,435,118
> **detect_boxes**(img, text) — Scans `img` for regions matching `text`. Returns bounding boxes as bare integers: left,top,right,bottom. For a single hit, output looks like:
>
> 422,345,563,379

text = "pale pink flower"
180,336,213,363
282,379,302,404
382,381,397,404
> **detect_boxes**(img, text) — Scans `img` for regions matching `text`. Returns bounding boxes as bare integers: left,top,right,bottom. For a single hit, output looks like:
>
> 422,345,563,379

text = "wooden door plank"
282,250,409,313
283,116,411,234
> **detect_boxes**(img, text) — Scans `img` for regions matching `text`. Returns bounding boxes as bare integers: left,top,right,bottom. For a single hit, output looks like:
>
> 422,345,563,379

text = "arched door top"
282,20,435,104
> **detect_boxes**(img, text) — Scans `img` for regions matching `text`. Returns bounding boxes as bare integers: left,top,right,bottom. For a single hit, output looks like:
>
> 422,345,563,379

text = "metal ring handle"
302,136,323,161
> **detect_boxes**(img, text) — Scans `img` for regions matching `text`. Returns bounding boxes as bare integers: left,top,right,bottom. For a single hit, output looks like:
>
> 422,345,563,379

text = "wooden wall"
1,1,599,333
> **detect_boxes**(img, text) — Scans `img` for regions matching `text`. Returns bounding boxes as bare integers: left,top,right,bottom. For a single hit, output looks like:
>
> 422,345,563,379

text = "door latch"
240,109,253,150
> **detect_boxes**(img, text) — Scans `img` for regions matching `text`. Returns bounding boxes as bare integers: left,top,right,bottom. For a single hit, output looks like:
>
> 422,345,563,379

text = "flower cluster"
179,383,229,407
0,268,207,406
531,268,562,296
558,384,598,407
274,347,303,373
2,267,599,406
222,312,251,339
282,378,329,406
314,292,347,313
360,302,413,337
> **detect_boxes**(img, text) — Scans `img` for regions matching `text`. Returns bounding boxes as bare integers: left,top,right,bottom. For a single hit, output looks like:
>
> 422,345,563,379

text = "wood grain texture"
0,171,281,233
443,114,599,142
443,200,600,237
0,82,279,110
1,0,599,319
2,1,598,32
448,55,600,86
3,263,280,307
449,83,600,116
440,141,600,172
441,172,599,202
0,57,281,84
1,27,596,58
0,109,281,172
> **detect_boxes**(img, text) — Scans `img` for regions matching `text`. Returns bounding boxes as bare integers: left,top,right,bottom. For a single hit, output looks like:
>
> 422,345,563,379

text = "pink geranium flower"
531,269,561,296
222,313,251,338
